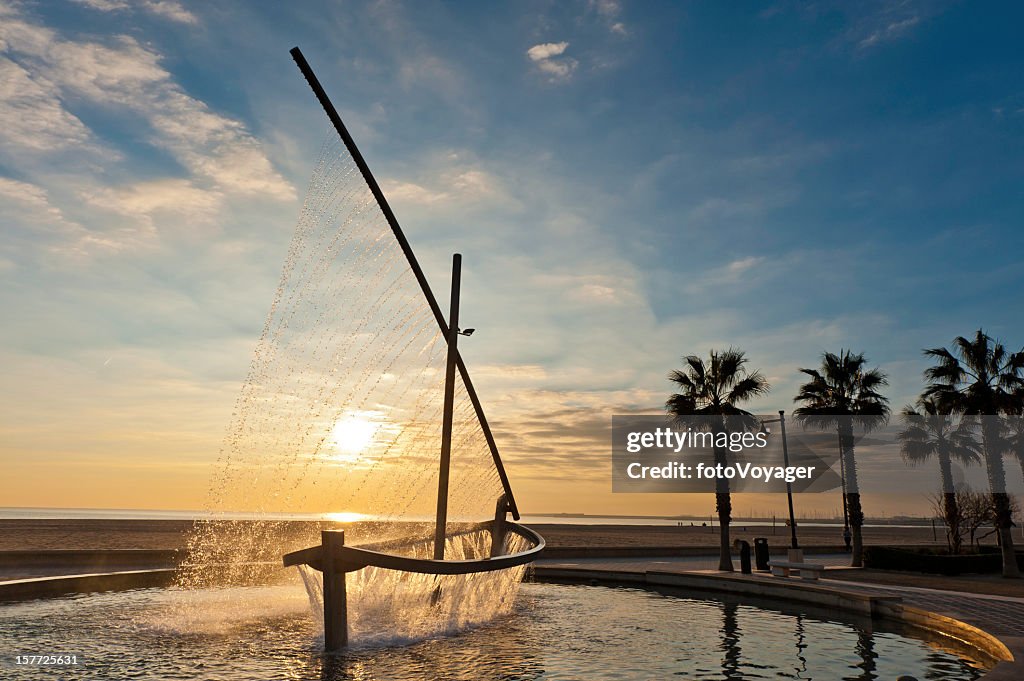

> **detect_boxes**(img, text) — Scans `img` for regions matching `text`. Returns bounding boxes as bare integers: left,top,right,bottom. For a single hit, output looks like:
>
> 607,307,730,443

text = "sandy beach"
0,518,956,552
3,518,1022,599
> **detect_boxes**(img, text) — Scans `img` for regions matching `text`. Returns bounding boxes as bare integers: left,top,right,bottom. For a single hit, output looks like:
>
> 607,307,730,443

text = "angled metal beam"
289,46,520,519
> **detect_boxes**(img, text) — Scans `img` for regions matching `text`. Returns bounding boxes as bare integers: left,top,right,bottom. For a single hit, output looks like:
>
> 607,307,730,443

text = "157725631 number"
15,655,79,665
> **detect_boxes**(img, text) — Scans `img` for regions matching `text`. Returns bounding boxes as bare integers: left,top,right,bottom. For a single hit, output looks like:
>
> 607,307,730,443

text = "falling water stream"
173,128,519,642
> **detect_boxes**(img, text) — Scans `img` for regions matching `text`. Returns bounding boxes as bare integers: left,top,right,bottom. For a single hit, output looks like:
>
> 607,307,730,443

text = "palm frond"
666,348,769,419
727,373,770,404
925,329,1024,417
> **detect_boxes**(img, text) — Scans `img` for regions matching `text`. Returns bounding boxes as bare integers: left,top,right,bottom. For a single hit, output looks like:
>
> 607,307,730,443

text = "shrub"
863,546,1007,575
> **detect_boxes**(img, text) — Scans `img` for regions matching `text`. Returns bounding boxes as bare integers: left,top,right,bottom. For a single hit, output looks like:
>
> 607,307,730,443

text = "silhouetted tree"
1007,414,1024,486
924,329,1024,578
667,349,769,571
899,397,980,554
793,350,890,567
957,486,999,551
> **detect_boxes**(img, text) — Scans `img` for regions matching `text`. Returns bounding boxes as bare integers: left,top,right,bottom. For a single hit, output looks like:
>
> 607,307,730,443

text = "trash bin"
753,537,770,571
738,540,752,574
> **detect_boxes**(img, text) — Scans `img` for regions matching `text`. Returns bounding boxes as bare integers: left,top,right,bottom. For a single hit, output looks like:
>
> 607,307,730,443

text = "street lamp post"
837,431,850,532
762,410,798,550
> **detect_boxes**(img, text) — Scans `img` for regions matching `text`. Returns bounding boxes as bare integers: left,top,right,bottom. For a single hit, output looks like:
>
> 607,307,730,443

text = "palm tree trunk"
847,492,864,567
982,421,1019,578
716,491,733,571
840,424,865,567
713,443,733,571
938,454,961,554
992,492,1019,578
943,493,961,554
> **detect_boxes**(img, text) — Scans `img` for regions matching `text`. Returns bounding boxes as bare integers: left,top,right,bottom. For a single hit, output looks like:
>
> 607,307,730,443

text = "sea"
0,507,933,529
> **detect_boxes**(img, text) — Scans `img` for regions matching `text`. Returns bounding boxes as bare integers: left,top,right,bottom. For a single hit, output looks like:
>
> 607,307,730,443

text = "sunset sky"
2,0,1023,517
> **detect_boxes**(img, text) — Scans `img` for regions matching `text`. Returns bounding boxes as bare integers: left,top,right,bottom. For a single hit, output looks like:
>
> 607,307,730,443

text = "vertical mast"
434,254,461,559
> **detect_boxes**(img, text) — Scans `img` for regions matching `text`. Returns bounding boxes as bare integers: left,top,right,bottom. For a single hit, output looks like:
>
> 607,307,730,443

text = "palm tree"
1005,388,1024,485
898,397,980,554
923,329,1024,578
1008,416,1024,484
793,350,890,567
666,349,769,571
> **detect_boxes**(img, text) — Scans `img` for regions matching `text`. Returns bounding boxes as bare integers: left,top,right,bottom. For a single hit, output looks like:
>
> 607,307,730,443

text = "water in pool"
0,581,990,680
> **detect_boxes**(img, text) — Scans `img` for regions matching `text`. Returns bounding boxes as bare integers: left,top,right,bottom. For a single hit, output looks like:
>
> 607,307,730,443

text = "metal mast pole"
434,254,461,560
289,47,520,520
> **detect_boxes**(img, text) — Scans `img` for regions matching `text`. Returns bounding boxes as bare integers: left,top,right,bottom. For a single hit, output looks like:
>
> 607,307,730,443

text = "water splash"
132,584,310,637
297,529,529,646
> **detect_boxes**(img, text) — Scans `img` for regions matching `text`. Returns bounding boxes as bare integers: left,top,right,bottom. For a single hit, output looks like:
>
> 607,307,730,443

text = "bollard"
322,530,348,650
738,540,752,574
753,537,770,571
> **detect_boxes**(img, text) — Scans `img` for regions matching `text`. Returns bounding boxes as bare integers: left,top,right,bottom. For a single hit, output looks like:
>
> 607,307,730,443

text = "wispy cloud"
858,15,920,49
532,272,640,307
0,176,138,258
1,6,291,199
397,53,462,97
0,3,293,255
527,41,570,61
0,57,97,153
71,0,199,25
81,179,224,233
684,191,799,225
838,1,941,52
382,154,509,209
526,41,578,81
589,0,628,35
0,176,71,226
682,255,767,296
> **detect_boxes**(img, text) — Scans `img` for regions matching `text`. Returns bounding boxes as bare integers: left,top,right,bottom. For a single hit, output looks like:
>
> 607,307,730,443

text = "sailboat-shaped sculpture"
282,47,544,650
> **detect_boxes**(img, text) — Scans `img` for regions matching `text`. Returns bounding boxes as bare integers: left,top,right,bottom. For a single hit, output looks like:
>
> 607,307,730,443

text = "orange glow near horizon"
323,511,369,523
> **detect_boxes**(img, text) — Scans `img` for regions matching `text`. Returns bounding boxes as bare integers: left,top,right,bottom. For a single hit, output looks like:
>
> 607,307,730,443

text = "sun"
323,511,367,523
329,412,381,461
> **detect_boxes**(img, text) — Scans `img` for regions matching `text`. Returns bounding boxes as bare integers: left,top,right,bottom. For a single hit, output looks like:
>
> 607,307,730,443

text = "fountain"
173,46,545,650
281,49,545,650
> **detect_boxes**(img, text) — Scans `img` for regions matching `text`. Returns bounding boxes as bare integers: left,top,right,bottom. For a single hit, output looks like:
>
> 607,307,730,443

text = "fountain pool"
0,580,991,680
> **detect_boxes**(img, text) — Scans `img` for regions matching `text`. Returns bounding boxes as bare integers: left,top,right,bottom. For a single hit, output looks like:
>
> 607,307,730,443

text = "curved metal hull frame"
283,520,544,650
283,521,544,575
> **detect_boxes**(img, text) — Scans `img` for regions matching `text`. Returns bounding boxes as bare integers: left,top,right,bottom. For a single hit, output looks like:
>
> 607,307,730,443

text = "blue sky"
2,0,1023,515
